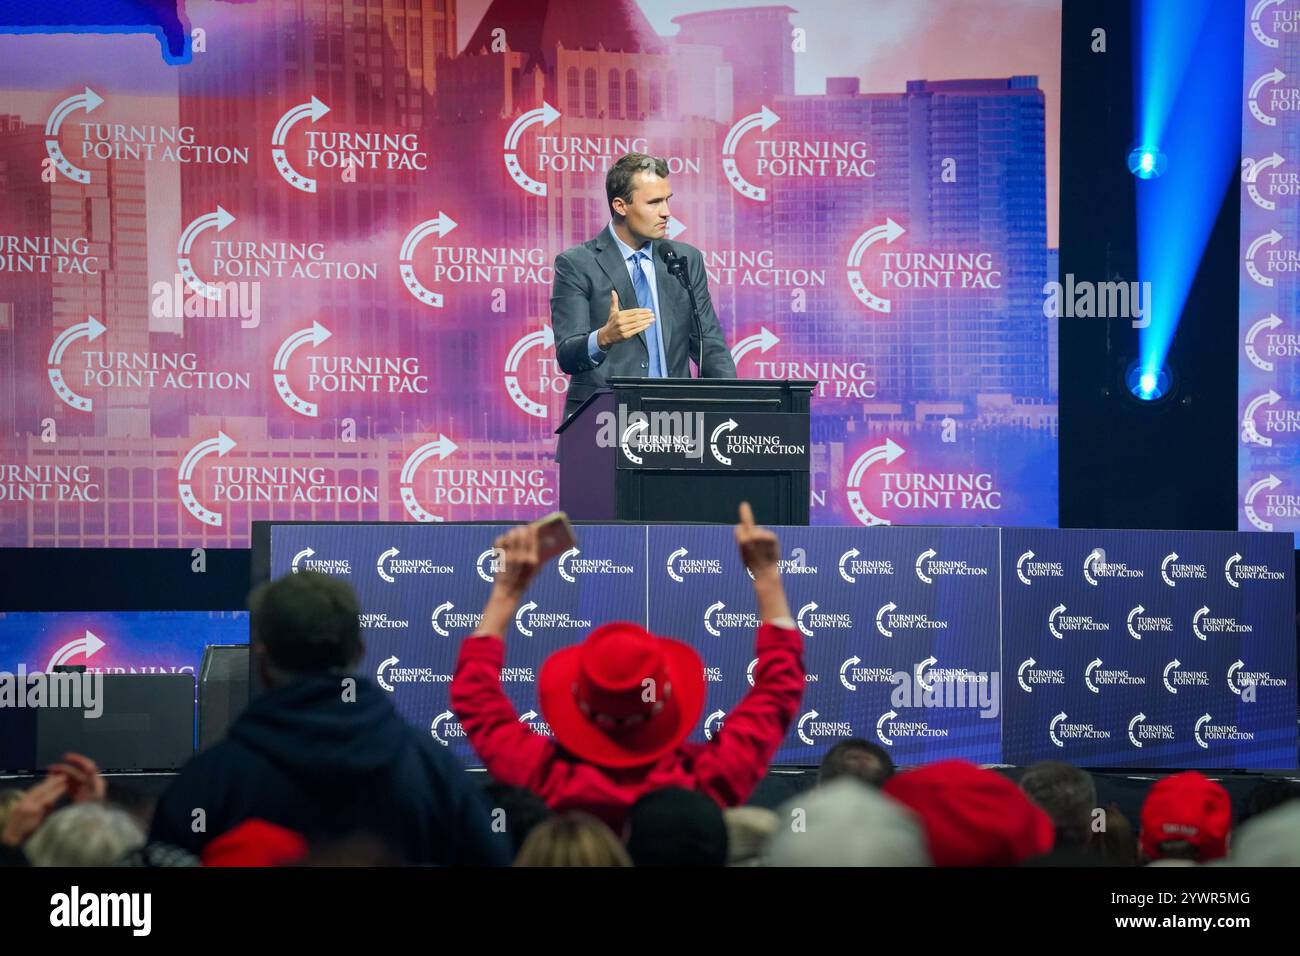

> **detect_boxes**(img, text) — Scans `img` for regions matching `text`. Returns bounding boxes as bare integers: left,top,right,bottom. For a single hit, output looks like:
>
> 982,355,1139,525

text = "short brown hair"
513,812,632,867
606,152,669,217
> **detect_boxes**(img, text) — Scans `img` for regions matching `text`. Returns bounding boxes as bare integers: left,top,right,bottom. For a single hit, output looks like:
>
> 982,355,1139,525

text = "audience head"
766,778,929,866
248,571,363,687
1139,771,1231,864
625,787,727,866
818,738,895,788
1228,800,1300,866
24,803,145,866
513,812,632,867
884,760,1054,866
538,621,705,769
200,819,309,867
1020,760,1098,849
483,784,552,858
1240,779,1300,825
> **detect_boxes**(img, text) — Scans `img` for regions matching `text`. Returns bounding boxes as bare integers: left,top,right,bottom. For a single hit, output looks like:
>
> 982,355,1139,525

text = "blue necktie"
631,251,666,377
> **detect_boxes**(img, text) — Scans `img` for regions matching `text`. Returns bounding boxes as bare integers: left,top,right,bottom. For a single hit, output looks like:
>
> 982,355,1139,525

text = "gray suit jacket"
550,230,737,423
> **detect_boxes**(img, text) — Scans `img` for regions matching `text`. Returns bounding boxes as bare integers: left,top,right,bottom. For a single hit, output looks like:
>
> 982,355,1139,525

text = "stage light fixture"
1127,145,1166,179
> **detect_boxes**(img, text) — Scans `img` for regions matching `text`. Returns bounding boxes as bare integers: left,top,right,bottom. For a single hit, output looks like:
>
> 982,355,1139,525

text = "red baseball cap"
539,621,705,769
1139,771,1231,862
201,819,309,867
883,760,1055,866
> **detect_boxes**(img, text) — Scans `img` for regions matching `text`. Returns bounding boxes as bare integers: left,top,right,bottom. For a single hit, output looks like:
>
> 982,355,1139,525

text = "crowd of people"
2,505,1298,867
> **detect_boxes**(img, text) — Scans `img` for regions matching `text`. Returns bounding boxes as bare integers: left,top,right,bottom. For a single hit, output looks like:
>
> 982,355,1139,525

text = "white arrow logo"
1016,550,1034,586
746,658,758,687
1128,713,1146,748
399,212,458,308
876,710,897,747
45,630,105,671
1163,659,1181,694
875,602,896,638
915,655,938,693
1243,152,1286,209
273,321,332,417
704,708,726,741
666,546,688,583
376,546,399,583
1050,712,1067,748
179,431,236,527
518,710,540,723
846,218,906,313
1127,605,1145,641
514,600,537,637
430,601,455,637
271,96,330,192
1018,657,1036,693
1245,313,1284,371
557,547,580,583
1253,0,1285,46
478,547,503,583
47,315,106,411
377,656,399,693
840,655,861,691
503,101,561,196
1244,475,1281,531
1083,548,1104,586
1225,553,1242,588
1085,657,1103,694
1193,606,1210,642
430,709,454,745
503,325,557,418
709,418,739,466
722,105,780,200
177,205,236,301
1242,389,1281,446
1249,67,1287,126
1160,552,1179,587
1195,713,1212,749
730,326,780,365
915,548,936,584
1228,659,1247,696
846,438,905,526
1048,604,1066,640
291,547,315,573
1246,229,1283,287
620,419,648,465
704,600,725,638
45,86,104,183
838,548,860,583
399,434,458,522
797,709,819,746
796,601,817,638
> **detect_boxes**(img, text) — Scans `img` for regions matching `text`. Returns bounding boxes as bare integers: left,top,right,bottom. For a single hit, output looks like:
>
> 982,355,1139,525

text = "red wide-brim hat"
539,621,706,769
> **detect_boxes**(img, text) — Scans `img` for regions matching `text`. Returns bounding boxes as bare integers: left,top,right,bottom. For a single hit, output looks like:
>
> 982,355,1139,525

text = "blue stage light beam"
1132,0,1244,388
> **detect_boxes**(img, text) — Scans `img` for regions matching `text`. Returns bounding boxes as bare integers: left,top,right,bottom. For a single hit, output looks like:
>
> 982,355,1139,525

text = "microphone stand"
665,250,703,376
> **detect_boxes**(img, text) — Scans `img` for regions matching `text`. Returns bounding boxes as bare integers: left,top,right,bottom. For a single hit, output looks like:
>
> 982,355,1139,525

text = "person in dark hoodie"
149,571,507,865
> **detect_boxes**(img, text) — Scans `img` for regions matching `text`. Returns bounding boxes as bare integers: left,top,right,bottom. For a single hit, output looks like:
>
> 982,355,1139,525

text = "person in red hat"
882,759,1055,866
1138,771,1231,864
450,502,805,830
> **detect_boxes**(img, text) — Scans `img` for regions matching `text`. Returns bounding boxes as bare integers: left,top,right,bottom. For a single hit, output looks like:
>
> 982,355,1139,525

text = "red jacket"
451,623,805,830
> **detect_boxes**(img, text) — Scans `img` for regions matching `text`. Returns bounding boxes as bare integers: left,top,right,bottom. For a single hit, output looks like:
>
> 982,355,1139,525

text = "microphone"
660,241,703,375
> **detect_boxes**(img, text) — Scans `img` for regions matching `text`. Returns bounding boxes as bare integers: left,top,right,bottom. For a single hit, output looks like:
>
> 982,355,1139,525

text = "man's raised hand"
597,289,655,349
735,501,780,577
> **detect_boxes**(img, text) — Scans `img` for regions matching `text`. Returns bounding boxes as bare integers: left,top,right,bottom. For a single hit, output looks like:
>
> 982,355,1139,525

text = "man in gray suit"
550,153,736,424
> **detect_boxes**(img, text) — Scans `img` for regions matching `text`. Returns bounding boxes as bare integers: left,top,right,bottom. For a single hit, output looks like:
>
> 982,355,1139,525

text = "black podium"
556,377,815,524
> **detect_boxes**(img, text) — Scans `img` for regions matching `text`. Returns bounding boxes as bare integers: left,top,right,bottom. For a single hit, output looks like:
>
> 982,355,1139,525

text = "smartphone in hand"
531,511,577,563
